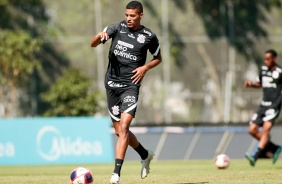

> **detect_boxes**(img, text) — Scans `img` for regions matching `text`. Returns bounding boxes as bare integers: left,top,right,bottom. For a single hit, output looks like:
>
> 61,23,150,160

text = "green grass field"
1,159,282,184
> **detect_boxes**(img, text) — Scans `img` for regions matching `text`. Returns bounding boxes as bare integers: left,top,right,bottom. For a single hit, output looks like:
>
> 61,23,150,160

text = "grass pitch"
0,159,282,183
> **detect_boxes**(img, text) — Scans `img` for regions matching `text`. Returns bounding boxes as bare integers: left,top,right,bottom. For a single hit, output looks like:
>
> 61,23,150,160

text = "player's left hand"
131,66,148,84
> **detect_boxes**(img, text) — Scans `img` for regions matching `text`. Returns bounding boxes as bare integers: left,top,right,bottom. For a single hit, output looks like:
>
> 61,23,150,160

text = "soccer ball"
215,154,230,169
70,167,93,184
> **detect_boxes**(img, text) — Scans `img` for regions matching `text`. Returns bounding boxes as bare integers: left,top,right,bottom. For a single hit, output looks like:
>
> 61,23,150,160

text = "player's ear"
140,12,144,19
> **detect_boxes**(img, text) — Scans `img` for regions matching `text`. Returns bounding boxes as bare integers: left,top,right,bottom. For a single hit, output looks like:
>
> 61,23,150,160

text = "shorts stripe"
108,110,120,121
263,110,279,121
124,102,138,113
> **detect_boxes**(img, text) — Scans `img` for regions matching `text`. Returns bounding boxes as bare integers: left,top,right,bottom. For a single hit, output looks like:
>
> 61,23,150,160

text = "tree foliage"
0,29,41,117
192,0,282,63
0,0,70,117
41,68,101,117
0,30,41,87
143,0,281,66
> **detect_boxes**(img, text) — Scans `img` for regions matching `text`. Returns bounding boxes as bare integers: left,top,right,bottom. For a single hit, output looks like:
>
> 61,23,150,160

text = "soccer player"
244,49,282,166
90,1,161,183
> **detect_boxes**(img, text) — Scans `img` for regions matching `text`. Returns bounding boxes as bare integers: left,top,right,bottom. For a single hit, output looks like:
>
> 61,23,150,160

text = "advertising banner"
0,117,113,165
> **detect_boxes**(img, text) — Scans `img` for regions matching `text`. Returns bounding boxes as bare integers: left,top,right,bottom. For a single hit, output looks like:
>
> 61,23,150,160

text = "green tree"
0,0,69,117
41,68,101,117
192,0,282,63
0,30,40,86
0,30,41,117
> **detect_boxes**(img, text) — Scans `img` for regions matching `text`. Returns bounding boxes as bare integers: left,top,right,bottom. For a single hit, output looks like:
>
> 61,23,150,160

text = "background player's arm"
131,53,162,84
90,32,109,47
244,80,262,88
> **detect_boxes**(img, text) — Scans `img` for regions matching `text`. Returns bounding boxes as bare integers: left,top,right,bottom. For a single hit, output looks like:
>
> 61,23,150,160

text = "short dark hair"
126,1,143,13
265,49,277,57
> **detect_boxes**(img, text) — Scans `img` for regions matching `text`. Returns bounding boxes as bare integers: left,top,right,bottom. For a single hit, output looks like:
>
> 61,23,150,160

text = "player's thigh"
261,121,273,133
120,87,139,117
248,123,259,134
250,108,264,127
119,113,134,131
106,88,123,122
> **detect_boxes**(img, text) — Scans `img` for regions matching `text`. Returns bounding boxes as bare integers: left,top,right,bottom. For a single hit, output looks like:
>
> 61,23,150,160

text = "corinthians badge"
137,34,146,43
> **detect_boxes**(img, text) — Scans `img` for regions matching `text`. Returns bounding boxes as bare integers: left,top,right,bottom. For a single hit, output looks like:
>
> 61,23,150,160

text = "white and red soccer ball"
70,167,93,184
215,154,230,169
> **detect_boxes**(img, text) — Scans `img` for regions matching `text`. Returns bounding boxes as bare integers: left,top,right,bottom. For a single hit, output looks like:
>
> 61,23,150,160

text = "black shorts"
106,87,139,122
250,106,280,126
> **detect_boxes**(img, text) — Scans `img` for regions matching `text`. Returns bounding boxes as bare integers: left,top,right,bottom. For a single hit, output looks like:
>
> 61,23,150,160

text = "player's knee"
113,127,119,136
261,129,270,136
119,123,129,134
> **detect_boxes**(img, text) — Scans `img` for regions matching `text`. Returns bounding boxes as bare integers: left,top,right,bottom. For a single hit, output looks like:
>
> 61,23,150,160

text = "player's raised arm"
90,32,109,47
244,80,261,88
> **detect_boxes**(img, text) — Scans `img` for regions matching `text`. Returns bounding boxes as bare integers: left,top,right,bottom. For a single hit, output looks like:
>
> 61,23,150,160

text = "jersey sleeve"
101,22,119,44
149,35,161,56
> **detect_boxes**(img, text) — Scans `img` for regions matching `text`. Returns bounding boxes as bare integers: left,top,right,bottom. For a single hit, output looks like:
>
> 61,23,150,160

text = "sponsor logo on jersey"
114,40,137,61
144,30,152,36
272,71,279,79
128,33,135,39
111,106,120,115
137,34,146,43
117,40,134,48
262,76,277,88
108,81,127,88
120,31,127,34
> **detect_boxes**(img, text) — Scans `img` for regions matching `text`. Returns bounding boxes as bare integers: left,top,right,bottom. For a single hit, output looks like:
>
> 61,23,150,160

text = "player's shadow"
176,182,209,184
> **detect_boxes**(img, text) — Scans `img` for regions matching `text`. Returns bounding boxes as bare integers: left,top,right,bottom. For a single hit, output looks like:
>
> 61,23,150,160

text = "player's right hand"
96,32,109,41
244,81,252,87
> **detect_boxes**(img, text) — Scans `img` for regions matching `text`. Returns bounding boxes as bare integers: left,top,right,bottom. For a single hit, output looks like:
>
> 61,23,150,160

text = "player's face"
264,53,276,69
125,8,143,30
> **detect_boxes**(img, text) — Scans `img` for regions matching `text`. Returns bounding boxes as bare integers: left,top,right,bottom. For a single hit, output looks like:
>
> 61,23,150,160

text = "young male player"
244,49,282,166
90,1,162,183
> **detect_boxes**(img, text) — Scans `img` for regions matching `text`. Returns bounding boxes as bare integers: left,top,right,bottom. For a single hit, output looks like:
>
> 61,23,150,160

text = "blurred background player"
244,49,282,166
90,1,162,183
